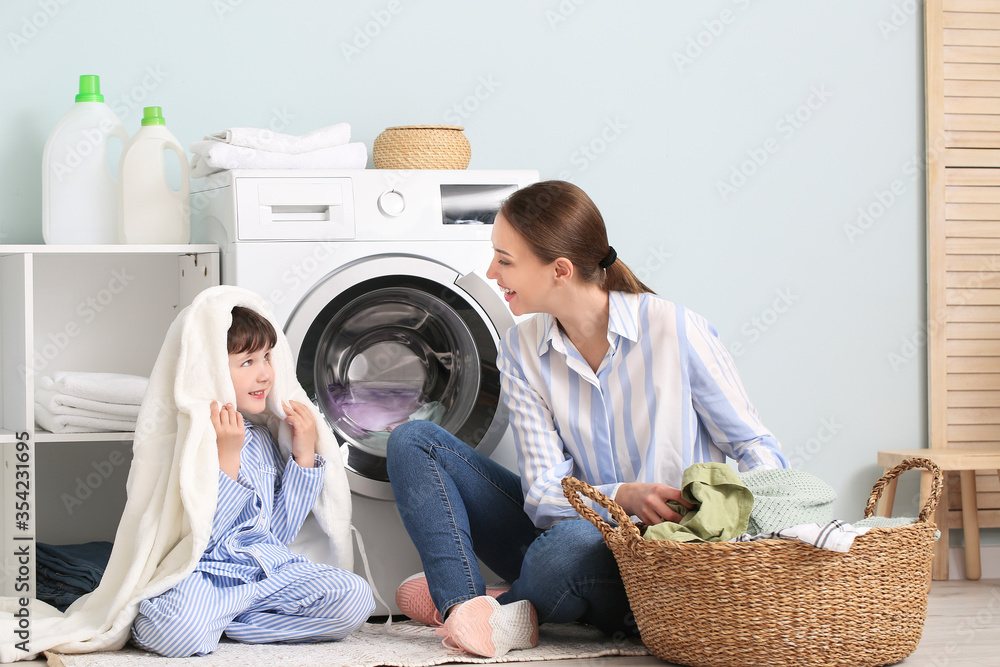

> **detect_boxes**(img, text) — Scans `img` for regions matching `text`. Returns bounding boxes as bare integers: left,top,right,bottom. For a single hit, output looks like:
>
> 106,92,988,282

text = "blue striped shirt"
199,423,326,580
497,291,789,529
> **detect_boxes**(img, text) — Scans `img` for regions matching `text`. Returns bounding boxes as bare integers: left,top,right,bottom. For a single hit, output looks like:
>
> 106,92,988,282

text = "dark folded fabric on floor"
36,541,113,612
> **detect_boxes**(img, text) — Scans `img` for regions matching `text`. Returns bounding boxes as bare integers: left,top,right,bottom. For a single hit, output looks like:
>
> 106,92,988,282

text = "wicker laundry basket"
372,125,471,169
562,457,942,667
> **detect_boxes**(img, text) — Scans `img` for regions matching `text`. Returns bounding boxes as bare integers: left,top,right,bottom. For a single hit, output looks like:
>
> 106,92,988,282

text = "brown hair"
498,181,653,294
228,306,277,355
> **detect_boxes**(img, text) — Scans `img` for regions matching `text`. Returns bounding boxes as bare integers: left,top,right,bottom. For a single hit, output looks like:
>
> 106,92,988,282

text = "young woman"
386,181,789,658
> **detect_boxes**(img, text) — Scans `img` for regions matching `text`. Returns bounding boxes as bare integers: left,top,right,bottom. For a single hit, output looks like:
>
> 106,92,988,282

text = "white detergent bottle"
119,106,191,244
42,74,130,244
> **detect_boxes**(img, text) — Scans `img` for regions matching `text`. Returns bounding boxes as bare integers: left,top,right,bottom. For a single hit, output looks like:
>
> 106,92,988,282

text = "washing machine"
191,168,538,614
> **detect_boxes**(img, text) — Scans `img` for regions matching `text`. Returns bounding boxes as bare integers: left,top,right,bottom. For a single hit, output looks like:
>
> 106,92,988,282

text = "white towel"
0,286,353,662
35,382,141,421
33,403,136,434
732,519,871,553
48,372,148,406
207,123,351,154
189,141,368,179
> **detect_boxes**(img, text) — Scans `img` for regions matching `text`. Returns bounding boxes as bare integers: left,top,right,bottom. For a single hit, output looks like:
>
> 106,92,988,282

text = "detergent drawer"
234,176,356,241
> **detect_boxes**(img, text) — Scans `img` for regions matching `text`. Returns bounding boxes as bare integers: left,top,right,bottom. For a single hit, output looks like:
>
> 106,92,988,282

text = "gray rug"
45,621,650,666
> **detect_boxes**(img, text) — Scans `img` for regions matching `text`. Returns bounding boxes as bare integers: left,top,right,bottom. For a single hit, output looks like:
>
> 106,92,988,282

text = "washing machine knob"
377,189,405,217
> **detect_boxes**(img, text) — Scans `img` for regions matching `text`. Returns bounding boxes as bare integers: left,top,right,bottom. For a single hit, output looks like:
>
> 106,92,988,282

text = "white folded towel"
189,141,368,179
35,386,141,420
34,403,136,434
49,372,148,406
207,123,351,154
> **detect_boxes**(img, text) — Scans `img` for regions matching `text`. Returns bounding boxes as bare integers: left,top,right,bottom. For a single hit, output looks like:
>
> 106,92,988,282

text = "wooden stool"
876,449,1000,581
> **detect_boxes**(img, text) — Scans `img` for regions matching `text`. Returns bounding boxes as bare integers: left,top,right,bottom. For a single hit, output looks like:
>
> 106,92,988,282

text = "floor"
451,579,1000,666
26,579,998,666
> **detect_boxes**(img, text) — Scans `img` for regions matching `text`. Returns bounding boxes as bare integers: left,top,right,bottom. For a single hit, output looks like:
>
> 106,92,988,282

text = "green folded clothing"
643,462,753,543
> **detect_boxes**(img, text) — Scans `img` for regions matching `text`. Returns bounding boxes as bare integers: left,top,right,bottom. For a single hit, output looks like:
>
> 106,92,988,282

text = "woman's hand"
615,482,694,525
283,400,319,468
211,401,244,480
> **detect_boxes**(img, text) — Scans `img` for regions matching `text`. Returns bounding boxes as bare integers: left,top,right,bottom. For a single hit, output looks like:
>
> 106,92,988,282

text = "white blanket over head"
0,286,353,662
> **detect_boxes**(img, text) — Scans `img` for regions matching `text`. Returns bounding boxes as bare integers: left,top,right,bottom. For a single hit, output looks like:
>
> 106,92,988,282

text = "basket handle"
561,476,643,545
864,457,943,522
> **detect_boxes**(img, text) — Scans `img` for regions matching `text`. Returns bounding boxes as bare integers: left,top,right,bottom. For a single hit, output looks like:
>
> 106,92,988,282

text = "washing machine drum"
291,263,509,499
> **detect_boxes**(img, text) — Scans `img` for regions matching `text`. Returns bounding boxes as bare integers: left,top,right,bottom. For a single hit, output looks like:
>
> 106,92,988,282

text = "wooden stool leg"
878,471,897,517
926,470,950,581
959,470,981,581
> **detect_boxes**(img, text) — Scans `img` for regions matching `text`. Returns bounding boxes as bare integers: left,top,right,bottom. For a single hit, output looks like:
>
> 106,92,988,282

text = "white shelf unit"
0,244,219,598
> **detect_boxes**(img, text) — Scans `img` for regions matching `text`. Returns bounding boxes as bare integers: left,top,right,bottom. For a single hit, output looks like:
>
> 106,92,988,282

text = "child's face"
228,346,274,414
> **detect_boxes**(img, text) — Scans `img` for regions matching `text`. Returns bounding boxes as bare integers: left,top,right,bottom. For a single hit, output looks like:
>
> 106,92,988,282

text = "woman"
386,180,788,658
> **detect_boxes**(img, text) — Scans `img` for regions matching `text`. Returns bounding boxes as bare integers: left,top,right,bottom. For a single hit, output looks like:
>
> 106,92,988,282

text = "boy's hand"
211,401,244,480
283,400,318,468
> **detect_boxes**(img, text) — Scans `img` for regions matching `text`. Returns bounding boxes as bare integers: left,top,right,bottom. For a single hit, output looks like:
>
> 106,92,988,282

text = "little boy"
131,306,374,657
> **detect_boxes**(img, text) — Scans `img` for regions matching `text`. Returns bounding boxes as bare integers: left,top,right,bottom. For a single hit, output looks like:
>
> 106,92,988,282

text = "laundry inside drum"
314,287,479,463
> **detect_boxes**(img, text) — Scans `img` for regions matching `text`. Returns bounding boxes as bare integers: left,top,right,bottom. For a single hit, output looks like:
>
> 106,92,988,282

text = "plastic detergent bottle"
41,74,129,244
119,106,191,244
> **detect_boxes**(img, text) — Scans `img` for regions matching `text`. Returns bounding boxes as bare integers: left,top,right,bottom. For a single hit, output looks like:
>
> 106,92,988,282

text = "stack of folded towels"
34,372,148,434
189,122,368,178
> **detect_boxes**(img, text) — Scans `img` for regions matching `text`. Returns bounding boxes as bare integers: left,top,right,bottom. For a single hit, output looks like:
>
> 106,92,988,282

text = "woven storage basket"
562,457,942,667
373,125,471,169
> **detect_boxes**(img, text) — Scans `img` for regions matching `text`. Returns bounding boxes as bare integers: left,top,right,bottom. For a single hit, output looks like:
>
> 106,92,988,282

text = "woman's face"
486,213,555,317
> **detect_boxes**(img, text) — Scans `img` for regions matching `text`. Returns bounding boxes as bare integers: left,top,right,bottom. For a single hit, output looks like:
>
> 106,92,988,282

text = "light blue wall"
2,2,941,524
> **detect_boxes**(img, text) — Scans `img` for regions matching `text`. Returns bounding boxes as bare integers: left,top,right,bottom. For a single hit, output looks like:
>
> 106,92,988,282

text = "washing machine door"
285,254,514,500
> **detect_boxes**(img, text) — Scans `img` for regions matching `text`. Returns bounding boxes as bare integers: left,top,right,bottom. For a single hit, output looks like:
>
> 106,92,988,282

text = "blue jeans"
386,420,638,637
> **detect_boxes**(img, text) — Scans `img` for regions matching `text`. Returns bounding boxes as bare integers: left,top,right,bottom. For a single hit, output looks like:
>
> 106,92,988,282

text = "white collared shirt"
498,290,789,529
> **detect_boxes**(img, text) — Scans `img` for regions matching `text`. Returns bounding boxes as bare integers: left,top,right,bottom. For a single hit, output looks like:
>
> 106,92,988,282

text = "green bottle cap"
141,106,166,126
75,75,104,103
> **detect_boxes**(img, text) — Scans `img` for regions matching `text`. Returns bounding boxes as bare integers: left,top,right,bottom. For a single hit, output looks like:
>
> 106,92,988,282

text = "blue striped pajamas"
132,424,373,657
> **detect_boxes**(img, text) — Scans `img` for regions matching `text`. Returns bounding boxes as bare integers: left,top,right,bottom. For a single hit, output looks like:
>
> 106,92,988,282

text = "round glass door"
315,284,479,464
290,260,509,499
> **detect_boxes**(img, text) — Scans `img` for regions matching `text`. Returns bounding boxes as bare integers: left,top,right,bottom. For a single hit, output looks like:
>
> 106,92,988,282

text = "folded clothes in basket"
732,519,872,553
642,462,753,543
737,467,837,534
